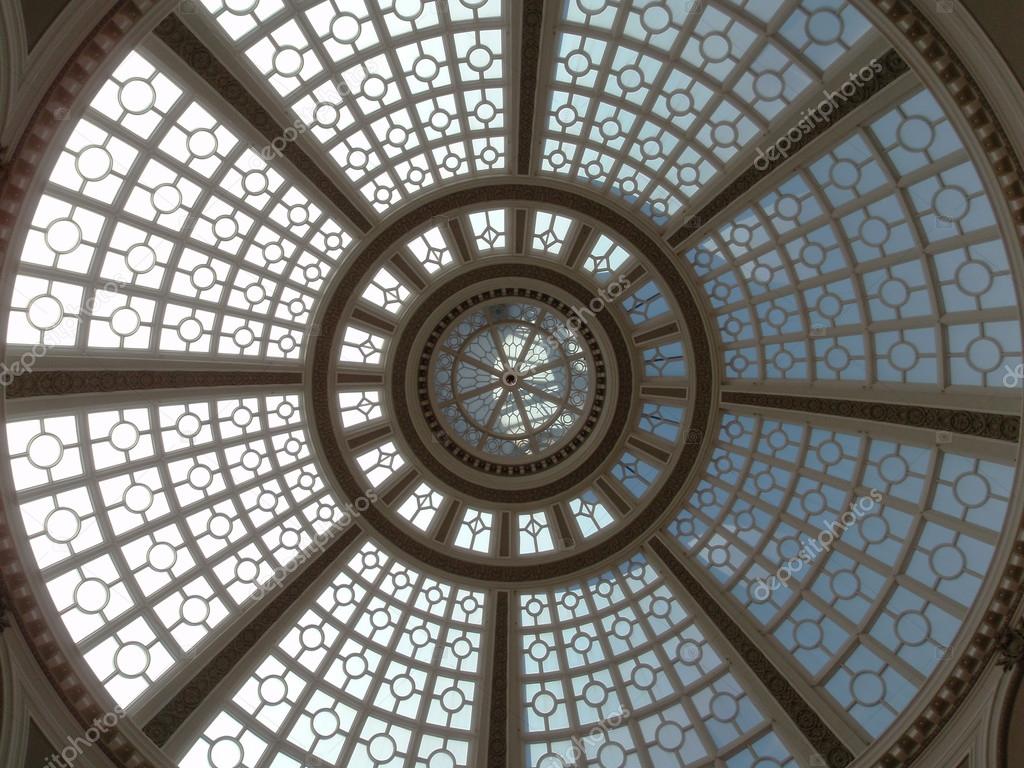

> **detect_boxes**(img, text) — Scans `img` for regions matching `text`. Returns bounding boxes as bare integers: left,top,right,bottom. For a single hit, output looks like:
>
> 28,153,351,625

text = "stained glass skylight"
1,2,1023,768
430,299,593,460
198,0,509,213
8,48,352,361
540,0,877,224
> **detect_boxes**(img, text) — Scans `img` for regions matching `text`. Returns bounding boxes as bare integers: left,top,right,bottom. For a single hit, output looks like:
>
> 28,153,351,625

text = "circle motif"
76,145,113,181
421,291,603,472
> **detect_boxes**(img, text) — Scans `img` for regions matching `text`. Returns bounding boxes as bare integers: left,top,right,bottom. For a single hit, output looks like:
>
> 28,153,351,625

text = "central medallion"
418,289,606,476
431,299,592,460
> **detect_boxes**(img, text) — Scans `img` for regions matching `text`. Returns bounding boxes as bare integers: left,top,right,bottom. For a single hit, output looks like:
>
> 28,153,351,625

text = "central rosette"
431,299,592,459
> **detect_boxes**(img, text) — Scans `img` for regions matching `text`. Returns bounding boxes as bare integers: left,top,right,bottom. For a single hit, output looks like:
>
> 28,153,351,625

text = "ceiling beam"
516,0,546,175
5,369,301,398
722,390,1020,442
666,48,910,249
143,526,363,746
487,591,511,767
152,14,373,234
649,537,855,768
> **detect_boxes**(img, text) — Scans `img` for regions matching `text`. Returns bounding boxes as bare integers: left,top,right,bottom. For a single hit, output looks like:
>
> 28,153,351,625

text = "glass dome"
0,1,1022,768
430,297,596,461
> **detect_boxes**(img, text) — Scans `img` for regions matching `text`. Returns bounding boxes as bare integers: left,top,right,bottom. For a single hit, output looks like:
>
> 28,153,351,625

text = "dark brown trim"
516,0,545,176
388,251,428,292
666,49,909,248
595,476,630,517
640,385,687,400
378,466,420,506
498,511,512,557
563,224,593,270
722,390,1020,442
5,370,302,398
550,501,575,548
634,321,679,344
487,591,510,767
514,208,528,254
345,423,392,451
445,217,474,264
143,525,363,745
626,435,671,464
337,371,385,387
649,537,854,768
433,499,462,544
350,306,397,334
152,14,372,233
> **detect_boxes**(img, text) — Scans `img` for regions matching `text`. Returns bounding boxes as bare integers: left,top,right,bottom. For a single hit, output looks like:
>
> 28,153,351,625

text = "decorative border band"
416,288,607,476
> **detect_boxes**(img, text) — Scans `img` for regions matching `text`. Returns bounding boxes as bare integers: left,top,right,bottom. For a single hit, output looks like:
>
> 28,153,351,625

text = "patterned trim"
516,0,545,175
487,591,511,766
722,391,1020,442
417,288,607,476
6,370,302,398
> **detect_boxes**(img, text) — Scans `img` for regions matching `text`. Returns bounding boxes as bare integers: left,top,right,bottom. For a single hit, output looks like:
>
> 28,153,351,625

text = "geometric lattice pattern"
668,410,1012,738
519,552,800,767
541,0,875,224
8,49,352,361
685,89,1021,386
199,0,508,213
180,539,487,767
9,389,352,708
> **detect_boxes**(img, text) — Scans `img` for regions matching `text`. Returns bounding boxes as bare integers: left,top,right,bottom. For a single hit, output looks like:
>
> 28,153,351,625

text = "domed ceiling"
0,1,1022,767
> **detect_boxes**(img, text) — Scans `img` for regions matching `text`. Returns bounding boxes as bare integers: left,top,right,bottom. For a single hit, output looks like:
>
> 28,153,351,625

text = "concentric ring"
388,263,633,504
310,182,715,581
419,288,606,474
